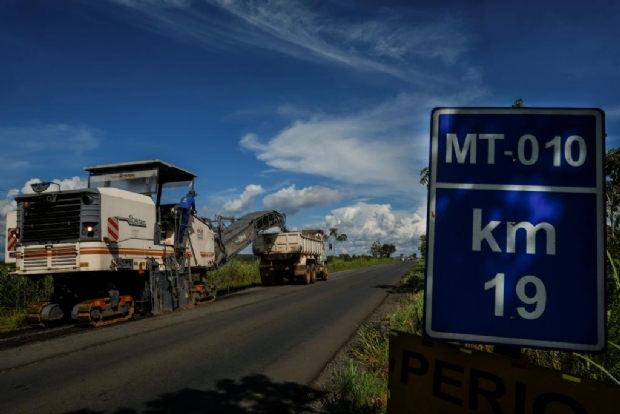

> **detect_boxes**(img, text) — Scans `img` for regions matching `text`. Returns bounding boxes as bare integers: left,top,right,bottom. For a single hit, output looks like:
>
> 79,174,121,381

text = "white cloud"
21,177,88,194
0,197,17,216
198,206,209,217
240,89,488,199
263,184,343,215
0,191,18,258
106,0,478,88
220,184,265,215
318,201,427,256
340,16,469,65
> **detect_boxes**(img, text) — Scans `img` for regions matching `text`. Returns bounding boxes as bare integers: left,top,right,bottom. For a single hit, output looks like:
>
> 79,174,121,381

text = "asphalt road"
0,261,414,414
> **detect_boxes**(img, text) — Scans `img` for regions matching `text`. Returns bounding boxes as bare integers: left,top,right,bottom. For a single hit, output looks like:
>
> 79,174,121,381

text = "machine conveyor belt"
213,210,286,267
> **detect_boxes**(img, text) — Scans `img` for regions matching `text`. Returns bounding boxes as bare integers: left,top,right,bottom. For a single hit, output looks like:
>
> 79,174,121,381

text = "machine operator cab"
84,159,207,246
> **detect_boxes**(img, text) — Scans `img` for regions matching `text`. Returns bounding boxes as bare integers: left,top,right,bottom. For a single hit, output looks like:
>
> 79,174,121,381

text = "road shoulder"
309,275,411,406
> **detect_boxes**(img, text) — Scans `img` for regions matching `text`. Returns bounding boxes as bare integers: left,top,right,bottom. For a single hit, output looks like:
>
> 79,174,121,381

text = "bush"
209,258,261,291
0,274,53,310
321,361,387,414
0,263,53,330
518,252,620,385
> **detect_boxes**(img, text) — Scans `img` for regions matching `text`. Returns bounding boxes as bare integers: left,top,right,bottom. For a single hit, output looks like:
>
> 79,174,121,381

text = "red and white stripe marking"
6,228,18,251
107,217,119,241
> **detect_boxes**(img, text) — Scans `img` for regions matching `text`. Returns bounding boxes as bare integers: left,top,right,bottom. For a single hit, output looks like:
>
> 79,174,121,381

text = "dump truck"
3,159,286,328
252,229,329,285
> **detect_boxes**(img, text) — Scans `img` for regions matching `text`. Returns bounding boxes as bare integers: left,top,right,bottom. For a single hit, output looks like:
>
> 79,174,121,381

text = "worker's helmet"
188,190,197,197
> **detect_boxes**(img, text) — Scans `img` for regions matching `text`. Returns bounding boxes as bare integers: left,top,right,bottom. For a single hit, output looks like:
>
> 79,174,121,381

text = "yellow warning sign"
387,331,620,413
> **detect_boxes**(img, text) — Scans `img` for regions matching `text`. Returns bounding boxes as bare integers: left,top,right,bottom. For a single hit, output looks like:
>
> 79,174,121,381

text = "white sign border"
424,107,606,351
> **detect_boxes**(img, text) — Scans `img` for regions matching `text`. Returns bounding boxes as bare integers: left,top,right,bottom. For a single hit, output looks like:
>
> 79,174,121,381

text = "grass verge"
327,258,399,273
320,260,425,414
0,262,53,331
0,309,29,331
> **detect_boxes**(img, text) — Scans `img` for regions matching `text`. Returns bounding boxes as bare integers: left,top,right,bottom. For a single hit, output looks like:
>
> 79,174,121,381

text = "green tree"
418,234,427,259
336,233,348,254
512,98,525,108
369,240,381,258
592,143,620,383
327,228,348,256
607,148,620,243
420,166,430,190
380,243,397,258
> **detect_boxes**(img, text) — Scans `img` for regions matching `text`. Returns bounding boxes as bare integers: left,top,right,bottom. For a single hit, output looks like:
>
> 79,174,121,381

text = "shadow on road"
63,374,328,414
373,284,396,290
373,282,422,293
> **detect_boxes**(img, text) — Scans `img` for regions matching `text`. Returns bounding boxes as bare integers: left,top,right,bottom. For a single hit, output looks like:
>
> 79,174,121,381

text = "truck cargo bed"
252,231,324,256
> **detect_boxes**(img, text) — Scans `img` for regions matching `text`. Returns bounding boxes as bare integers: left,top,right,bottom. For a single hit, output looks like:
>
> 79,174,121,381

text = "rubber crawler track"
78,304,135,328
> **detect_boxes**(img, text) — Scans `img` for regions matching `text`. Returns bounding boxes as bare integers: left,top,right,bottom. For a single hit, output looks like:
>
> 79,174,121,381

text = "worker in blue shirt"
177,190,197,247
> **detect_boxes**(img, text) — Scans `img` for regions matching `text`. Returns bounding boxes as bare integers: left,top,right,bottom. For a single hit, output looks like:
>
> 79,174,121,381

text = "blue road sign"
423,107,606,352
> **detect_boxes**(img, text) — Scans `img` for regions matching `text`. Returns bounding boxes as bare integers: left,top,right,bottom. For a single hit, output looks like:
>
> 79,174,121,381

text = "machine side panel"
186,218,215,268
99,189,155,242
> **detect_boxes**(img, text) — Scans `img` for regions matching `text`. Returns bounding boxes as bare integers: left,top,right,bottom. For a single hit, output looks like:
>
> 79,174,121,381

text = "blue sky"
1,0,619,258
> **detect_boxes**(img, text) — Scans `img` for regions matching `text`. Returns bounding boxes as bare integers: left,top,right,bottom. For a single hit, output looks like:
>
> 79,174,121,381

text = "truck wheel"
304,267,311,285
323,267,329,281
310,265,316,284
271,271,280,285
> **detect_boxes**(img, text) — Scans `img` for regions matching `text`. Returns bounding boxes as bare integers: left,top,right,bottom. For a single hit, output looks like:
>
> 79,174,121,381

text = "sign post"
424,107,606,352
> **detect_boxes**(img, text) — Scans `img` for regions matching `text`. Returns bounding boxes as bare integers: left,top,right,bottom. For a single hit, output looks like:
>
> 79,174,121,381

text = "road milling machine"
4,160,286,328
